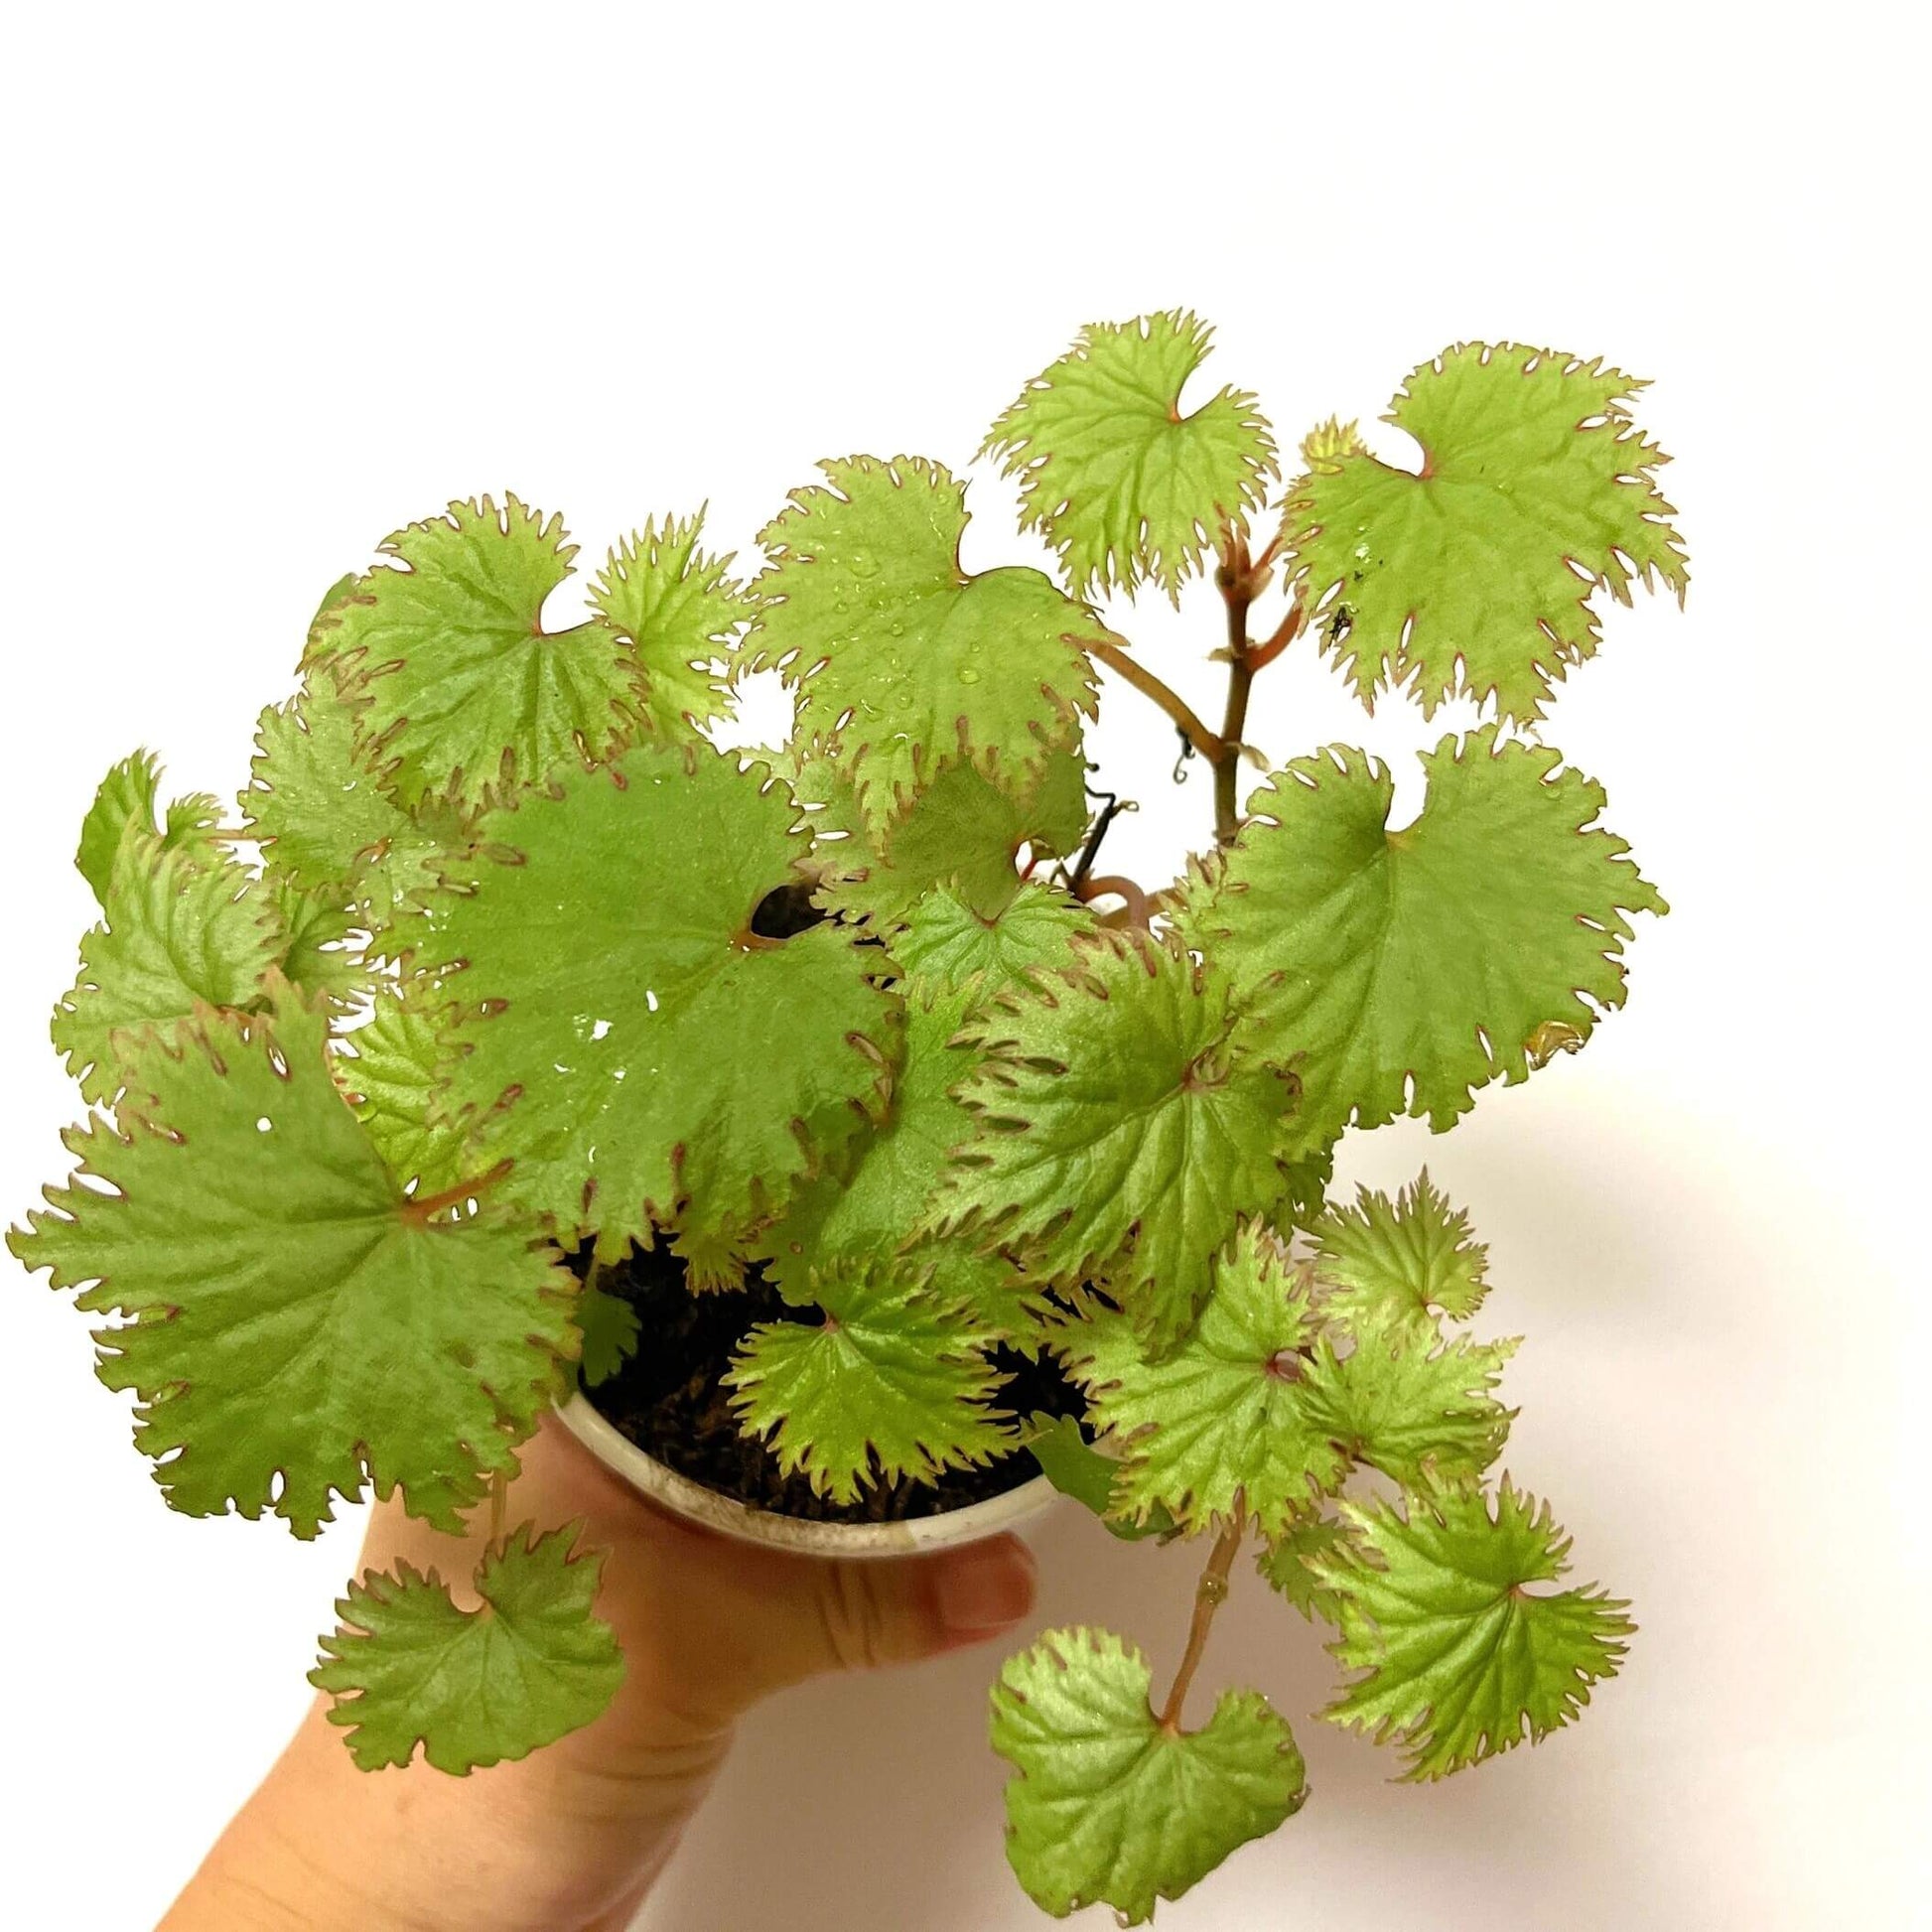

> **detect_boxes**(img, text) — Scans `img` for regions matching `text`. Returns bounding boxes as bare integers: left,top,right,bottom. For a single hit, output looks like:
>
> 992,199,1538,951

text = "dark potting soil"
577,1241,1088,1524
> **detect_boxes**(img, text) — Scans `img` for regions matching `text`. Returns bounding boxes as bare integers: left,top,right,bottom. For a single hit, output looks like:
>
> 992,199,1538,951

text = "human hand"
162,1416,1038,1931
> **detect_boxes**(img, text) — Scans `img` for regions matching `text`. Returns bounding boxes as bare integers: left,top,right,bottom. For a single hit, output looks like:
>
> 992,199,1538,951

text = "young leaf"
75,751,225,906
1056,1220,1349,1536
931,932,1296,1352
755,972,1032,1334
746,456,1098,826
1314,1479,1633,1779
312,1524,623,1773
332,986,476,1198
1178,727,1664,1158
886,880,1095,994
725,1264,1014,1503
308,495,644,805
10,987,575,1536
1280,343,1688,722
576,1280,640,1388
266,879,367,1009
589,510,755,738
819,749,1088,928
1311,1171,1491,1335
1256,1511,1354,1621
984,312,1277,605
1299,1316,1517,1490
990,1626,1307,1924
52,832,282,1105
244,687,468,910
421,741,897,1255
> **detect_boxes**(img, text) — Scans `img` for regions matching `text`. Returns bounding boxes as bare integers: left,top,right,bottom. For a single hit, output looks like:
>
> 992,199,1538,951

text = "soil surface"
577,1242,1087,1524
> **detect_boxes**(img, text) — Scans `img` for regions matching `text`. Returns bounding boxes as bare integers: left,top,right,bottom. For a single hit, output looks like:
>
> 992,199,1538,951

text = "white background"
2,4,1922,1927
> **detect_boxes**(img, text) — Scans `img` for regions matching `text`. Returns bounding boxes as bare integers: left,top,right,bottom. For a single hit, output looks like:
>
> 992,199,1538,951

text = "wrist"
164,1697,733,1932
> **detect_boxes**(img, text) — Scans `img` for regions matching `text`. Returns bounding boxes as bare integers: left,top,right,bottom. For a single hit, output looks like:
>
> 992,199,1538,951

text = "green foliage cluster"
11,314,1684,1919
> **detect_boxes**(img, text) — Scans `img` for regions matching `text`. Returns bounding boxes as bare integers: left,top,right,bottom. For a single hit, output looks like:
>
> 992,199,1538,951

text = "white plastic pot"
557,1389,1056,1559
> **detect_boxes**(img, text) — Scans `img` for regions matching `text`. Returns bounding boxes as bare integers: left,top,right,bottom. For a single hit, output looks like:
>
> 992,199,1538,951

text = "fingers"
792,1535,1040,1678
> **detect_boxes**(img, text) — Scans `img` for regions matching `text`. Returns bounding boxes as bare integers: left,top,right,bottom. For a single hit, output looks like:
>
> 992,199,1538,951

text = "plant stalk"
1157,1503,1246,1732
1078,633,1222,762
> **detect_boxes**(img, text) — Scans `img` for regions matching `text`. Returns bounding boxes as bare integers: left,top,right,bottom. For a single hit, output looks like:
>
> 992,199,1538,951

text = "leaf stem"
1077,632,1222,763
401,1160,512,1225
487,1469,506,1548
1157,1502,1247,1732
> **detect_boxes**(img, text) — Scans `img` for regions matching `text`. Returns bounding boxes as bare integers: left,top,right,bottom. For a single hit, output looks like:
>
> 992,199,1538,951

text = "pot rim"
557,1389,1056,1559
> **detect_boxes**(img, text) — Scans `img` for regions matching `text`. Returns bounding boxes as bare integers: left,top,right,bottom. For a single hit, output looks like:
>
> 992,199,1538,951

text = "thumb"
782,1534,1038,1683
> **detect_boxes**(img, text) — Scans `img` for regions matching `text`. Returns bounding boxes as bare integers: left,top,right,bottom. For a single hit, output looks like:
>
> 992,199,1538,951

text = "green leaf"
1056,1220,1348,1536
267,880,367,1009
886,880,1095,994
757,887,1090,1340
820,750,1088,927
1280,343,1688,722
9,987,575,1536
421,741,897,1254
308,495,644,806
332,987,476,1197
1299,1316,1516,1490
753,975,1020,1324
746,456,1098,826
75,751,224,906
1256,1512,1353,1621
52,832,282,1105
244,687,468,910
1311,1172,1491,1336
990,1626,1307,1924
1178,727,1664,1159
1021,1414,1173,1541
724,1265,1014,1503
1314,1479,1633,1779
312,1524,623,1773
589,509,755,738
931,932,1296,1352
985,311,1277,604
576,1280,640,1388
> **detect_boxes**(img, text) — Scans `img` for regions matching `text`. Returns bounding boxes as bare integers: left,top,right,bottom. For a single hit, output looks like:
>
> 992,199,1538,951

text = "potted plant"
10,311,1686,1923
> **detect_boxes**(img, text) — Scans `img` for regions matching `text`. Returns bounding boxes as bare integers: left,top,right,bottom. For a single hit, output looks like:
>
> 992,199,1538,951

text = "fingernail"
935,1542,1036,1637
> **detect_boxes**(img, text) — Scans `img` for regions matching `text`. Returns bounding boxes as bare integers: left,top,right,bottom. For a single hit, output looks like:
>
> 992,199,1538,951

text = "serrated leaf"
1178,727,1664,1159
267,879,368,1009
308,495,645,805
311,1524,623,1773
725,1265,1014,1503
1299,1317,1516,1490
243,687,468,910
931,932,1296,1352
332,987,475,1197
9,986,575,1537
75,752,224,906
1256,1512,1354,1621
1280,343,1688,722
1311,1172,1490,1335
1023,1415,1176,1541
820,750,1088,927
747,456,1097,826
754,976,1023,1327
1314,1479,1632,1779
990,1626,1307,1924
52,832,282,1105
420,741,896,1254
984,312,1277,605
576,1280,640,1388
1057,1220,1348,1536
758,888,1090,1340
887,880,1096,994
589,509,754,738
